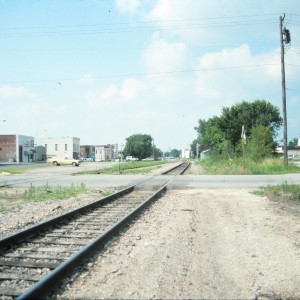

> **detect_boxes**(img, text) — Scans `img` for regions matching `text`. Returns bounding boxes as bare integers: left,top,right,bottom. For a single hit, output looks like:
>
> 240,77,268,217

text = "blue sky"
0,0,299,151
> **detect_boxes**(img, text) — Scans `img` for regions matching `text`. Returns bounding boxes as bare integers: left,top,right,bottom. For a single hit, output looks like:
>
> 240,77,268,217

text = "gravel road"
53,188,300,300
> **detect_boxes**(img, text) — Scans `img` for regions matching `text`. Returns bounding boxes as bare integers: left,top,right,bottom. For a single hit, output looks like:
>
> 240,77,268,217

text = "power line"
0,63,280,85
0,14,283,38
0,13,283,31
289,48,300,55
286,88,300,92
0,42,280,52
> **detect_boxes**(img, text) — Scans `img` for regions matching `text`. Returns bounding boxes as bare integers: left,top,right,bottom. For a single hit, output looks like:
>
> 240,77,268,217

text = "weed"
253,182,300,202
23,183,88,202
201,158,300,175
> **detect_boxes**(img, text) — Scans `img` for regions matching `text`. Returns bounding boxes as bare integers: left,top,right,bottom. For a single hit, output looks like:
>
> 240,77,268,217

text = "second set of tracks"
0,161,190,299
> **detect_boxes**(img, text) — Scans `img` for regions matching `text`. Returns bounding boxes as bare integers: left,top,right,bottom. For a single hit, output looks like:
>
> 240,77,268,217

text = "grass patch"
253,182,300,202
78,160,170,175
0,168,26,175
0,164,50,175
24,182,88,202
200,158,300,175
0,183,90,211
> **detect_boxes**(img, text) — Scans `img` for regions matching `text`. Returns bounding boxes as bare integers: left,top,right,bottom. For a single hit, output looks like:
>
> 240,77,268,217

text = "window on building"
55,144,58,151
45,144,47,150
65,144,68,151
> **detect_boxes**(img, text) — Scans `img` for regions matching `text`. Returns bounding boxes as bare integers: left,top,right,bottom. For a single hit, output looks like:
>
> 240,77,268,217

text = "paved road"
1,163,300,189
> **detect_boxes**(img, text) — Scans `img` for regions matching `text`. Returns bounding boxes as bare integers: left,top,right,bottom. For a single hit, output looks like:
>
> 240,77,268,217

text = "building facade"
0,134,35,163
80,145,95,160
181,148,190,159
95,144,116,162
36,137,80,159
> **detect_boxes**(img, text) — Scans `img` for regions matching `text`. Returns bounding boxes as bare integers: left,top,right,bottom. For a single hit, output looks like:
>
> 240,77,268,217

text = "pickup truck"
47,157,80,166
125,156,138,162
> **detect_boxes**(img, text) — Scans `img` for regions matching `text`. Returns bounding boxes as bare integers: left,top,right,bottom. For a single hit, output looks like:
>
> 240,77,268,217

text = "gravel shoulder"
54,188,300,300
1,162,300,299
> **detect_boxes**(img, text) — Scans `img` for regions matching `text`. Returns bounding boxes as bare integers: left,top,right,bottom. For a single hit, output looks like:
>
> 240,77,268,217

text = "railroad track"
162,161,190,175
0,161,189,299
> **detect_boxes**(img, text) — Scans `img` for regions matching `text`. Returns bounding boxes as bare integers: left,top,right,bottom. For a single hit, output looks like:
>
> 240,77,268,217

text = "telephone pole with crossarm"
279,14,291,165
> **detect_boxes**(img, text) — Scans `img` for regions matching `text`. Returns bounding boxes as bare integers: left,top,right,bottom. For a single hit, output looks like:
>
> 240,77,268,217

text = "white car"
125,156,138,161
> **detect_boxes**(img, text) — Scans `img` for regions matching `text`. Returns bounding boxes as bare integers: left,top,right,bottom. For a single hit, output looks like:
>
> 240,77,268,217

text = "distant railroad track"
0,161,189,299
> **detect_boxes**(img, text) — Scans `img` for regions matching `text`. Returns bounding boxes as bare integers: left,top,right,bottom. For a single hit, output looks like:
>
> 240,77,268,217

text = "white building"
36,137,80,159
181,148,190,159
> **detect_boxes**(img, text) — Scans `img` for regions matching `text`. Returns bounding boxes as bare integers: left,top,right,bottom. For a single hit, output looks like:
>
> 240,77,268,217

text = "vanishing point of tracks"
0,161,190,299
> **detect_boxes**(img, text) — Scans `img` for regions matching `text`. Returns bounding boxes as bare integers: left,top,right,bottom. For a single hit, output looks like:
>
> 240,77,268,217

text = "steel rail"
0,161,186,299
161,161,190,175
0,161,185,250
17,184,167,300
0,185,134,251
179,162,190,175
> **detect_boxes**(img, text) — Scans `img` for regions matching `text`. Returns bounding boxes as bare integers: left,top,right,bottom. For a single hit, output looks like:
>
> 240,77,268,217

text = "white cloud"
120,78,146,101
86,78,146,107
146,0,230,43
145,0,300,47
194,45,284,106
141,34,190,72
0,85,34,99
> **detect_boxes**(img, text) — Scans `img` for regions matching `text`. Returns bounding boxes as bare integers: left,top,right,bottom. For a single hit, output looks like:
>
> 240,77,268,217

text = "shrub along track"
0,161,189,299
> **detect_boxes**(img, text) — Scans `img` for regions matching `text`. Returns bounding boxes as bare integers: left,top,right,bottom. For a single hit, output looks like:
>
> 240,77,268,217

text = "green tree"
170,149,181,158
246,125,274,163
194,99,282,158
164,151,170,157
151,145,162,159
289,138,299,146
219,99,282,149
164,149,181,158
194,117,231,158
123,134,153,160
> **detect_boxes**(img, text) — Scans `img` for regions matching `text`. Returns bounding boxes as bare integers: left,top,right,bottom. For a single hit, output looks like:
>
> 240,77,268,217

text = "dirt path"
54,189,300,299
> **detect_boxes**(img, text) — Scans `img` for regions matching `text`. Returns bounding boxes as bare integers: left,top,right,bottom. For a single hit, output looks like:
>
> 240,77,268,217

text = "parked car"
82,157,94,162
125,156,138,161
142,157,154,161
47,157,80,166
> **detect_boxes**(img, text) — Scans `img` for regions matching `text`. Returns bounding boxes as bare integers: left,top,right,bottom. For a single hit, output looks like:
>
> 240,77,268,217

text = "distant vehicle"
82,157,94,162
142,157,154,161
47,157,80,166
125,156,138,162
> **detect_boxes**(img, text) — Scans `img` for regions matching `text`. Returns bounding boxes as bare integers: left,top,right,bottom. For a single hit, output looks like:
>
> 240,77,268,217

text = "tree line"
121,134,181,160
191,99,283,161
121,99,289,162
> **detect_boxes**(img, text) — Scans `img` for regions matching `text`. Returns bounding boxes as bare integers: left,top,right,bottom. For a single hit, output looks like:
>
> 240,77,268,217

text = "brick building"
0,135,35,163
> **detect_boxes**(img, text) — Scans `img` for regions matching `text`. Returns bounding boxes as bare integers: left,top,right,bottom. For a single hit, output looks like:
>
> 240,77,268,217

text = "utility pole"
279,14,291,165
196,143,200,160
152,138,155,159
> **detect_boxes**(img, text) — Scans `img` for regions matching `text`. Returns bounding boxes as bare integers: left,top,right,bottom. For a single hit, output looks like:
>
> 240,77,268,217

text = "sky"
0,0,299,152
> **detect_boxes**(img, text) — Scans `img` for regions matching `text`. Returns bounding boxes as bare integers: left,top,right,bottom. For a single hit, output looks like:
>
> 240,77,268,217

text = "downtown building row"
0,134,118,163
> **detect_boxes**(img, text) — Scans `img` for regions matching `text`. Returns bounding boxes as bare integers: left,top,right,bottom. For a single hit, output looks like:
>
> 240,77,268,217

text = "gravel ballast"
53,188,300,299
1,162,300,299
